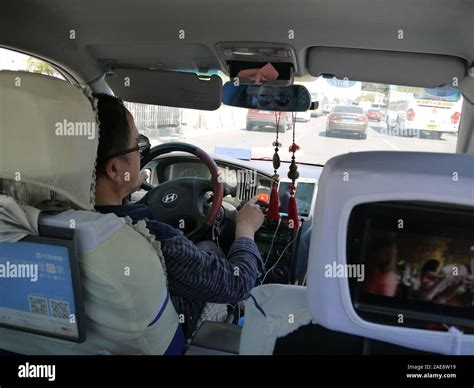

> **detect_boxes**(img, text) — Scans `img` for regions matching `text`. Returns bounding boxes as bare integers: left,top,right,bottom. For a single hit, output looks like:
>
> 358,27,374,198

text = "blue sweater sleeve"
161,235,265,303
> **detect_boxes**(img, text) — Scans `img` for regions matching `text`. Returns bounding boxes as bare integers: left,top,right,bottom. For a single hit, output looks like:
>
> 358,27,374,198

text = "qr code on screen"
50,299,70,320
28,295,48,315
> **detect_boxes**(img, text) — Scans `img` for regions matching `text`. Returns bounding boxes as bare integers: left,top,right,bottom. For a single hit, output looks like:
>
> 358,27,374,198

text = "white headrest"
307,151,474,355
0,71,99,210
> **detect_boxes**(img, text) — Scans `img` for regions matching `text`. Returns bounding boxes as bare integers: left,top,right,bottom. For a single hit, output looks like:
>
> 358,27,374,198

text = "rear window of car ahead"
333,106,364,114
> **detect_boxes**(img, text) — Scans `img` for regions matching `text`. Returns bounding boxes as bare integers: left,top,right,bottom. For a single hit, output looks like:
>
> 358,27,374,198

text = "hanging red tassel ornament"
286,189,299,231
287,184,299,229
287,113,300,230
267,113,282,221
267,179,280,221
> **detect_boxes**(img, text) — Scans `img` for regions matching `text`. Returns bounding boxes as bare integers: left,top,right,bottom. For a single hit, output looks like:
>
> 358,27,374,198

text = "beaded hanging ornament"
287,112,300,229
267,112,282,221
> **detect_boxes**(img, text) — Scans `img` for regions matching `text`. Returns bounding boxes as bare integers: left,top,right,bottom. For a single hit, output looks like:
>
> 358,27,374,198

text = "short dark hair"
421,259,441,274
94,93,131,176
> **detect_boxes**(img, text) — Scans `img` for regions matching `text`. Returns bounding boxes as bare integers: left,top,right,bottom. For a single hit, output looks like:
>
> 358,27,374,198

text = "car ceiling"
1,0,474,86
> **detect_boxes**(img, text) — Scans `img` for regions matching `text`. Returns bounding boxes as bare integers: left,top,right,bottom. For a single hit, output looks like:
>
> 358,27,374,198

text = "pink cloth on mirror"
237,63,279,84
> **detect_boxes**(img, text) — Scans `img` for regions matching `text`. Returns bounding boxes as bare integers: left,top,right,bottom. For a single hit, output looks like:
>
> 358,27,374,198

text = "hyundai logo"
162,193,178,204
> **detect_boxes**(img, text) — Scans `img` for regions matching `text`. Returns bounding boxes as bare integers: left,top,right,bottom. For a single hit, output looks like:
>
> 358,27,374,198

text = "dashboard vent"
236,169,258,202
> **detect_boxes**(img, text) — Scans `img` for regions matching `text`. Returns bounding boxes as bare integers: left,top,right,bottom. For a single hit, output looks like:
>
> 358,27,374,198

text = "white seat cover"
0,71,98,210
239,284,311,355
0,71,181,354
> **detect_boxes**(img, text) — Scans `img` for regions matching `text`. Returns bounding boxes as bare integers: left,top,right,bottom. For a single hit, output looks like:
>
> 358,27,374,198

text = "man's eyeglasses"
101,134,151,162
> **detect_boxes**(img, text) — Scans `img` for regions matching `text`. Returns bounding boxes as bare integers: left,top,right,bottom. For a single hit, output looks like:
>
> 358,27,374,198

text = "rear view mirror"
222,82,312,112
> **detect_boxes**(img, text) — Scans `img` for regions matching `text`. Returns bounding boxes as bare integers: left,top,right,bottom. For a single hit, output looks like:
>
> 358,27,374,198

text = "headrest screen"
0,229,86,342
347,201,474,332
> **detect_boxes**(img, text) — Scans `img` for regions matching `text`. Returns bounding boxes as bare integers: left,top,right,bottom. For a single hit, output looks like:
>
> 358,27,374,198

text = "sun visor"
106,68,222,110
308,47,467,88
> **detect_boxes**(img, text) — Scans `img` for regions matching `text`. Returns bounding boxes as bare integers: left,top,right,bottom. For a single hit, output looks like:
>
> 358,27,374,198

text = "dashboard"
166,162,239,189
151,156,274,204
142,153,322,285
159,158,318,214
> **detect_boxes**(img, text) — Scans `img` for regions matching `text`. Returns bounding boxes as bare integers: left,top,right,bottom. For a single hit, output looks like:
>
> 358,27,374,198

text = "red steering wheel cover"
194,147,224,226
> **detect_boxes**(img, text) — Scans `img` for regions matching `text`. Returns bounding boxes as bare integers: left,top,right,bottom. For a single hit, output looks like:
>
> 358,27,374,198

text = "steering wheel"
138,142,224,241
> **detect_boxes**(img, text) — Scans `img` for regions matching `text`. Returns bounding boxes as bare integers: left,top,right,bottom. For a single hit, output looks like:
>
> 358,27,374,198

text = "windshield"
0,48,463,166
125,76,462,165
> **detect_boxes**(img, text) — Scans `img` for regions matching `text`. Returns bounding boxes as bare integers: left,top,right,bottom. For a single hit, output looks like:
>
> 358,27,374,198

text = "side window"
0,47,65,80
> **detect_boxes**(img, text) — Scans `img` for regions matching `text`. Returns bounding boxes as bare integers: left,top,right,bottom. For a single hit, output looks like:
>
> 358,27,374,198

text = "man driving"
93,94,265,337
